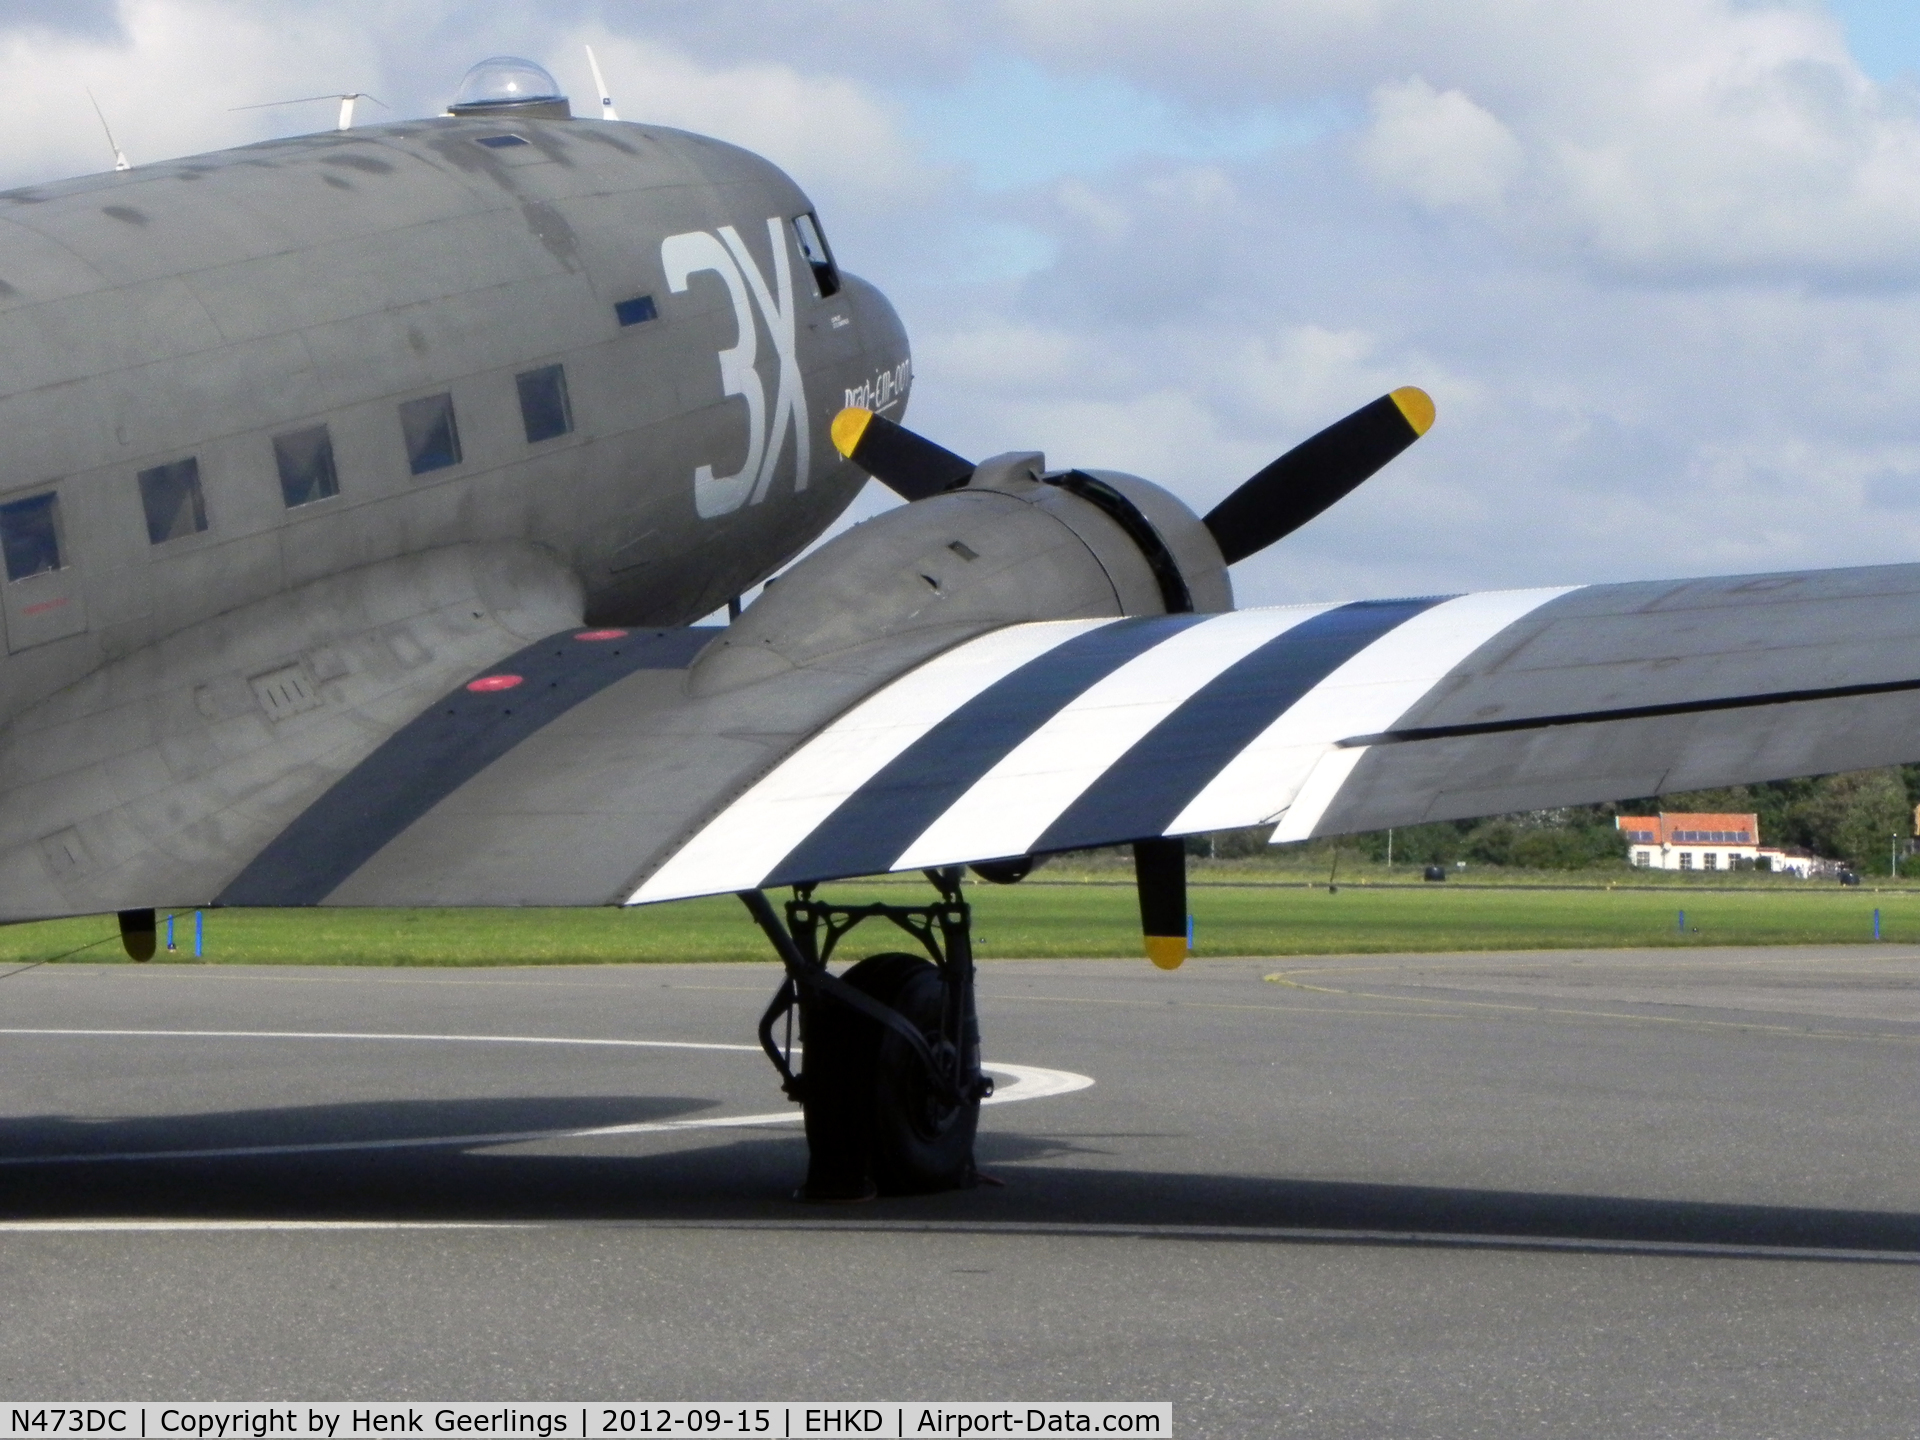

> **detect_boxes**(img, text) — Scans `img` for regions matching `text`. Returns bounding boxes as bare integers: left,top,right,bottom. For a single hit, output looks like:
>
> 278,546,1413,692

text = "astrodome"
448,57,570,119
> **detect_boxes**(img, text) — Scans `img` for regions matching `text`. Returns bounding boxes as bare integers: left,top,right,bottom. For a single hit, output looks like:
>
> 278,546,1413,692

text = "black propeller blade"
831,406,976,501
1133,837,1188,970
1202,387,1434,566
834,387,1433,562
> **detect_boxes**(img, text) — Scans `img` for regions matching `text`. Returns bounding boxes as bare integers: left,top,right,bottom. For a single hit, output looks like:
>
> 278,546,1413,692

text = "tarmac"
1,947,1917,1437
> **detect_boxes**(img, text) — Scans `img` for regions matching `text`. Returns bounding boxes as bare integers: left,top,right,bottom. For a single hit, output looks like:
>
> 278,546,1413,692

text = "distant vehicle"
1840,869,1863,886
1423,865,1447,882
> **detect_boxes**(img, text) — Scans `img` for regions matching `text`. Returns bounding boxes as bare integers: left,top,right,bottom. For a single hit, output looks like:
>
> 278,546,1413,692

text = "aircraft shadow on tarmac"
0,1096,1915,1258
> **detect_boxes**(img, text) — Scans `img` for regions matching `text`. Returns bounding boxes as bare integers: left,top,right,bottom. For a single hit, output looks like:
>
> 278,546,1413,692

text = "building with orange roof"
1614,811,1796,873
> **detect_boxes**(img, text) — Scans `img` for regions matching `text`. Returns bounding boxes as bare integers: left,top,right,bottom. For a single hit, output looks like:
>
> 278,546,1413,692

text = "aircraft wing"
208,558,1920,909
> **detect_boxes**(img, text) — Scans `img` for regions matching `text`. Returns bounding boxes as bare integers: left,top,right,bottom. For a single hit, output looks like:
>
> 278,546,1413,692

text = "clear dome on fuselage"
448,57,570,118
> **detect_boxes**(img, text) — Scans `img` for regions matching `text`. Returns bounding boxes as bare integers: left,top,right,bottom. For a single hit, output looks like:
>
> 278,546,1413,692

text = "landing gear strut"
739,869,993,1200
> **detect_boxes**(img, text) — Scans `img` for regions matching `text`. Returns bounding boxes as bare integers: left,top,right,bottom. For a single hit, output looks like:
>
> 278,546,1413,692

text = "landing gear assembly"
740,870,993,1200
740,840,1187,1198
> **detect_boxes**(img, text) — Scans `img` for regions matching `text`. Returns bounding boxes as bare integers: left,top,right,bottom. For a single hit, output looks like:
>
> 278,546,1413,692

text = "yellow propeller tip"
1145,935,1187,971
831,406,873,459
1390,386,1435,437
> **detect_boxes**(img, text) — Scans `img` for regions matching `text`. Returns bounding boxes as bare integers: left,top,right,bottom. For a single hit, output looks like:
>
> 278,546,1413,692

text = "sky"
3,0,1920,607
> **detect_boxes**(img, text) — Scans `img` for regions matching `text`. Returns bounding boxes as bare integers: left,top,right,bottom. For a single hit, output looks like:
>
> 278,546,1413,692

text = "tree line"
1205,766,1920,872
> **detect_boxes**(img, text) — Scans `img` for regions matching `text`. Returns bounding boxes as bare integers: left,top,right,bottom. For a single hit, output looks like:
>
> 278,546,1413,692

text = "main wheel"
860,953,980,1194
797,952,980,1199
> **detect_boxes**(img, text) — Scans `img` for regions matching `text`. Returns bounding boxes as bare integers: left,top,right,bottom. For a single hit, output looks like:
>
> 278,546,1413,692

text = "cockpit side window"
0,491,63,580
792,212,840,297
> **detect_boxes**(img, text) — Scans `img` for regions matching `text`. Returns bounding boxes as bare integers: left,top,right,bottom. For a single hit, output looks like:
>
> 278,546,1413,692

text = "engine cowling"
690,449,1230,696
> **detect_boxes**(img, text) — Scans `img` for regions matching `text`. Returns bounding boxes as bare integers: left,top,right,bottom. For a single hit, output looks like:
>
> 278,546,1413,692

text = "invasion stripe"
221,627,714,907
761,614,1211,890
891,605,1337,871
629,618,1119,904
1180,586,1580,839
1031,598,1447,854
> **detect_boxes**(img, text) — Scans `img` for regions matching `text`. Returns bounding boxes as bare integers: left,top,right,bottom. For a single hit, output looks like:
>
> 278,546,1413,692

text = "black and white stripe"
631,588,1573,903
222,627,714,907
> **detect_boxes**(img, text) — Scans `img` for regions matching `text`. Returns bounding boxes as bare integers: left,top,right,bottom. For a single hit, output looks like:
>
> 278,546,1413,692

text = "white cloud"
978,0,1920,280
561,30,934,210
1358,77,1522,211
0,0,378,187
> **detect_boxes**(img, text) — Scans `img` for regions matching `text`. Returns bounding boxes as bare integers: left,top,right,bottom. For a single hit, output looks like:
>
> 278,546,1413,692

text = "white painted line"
630,618,1115,904
0,1217,1902,1263
0,1028,1092,1166
893,607,1333,871
1171,587,1577,836
0,1028,762,1052
0,1109,807,1167
0,1220,526,1232
980,1061,1096,1104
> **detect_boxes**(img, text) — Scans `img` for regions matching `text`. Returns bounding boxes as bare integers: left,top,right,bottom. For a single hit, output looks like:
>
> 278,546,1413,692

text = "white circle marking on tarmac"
0,1028,1093,1167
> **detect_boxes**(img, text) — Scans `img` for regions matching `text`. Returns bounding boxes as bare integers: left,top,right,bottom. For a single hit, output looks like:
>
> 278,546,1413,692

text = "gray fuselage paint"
0,115,908,732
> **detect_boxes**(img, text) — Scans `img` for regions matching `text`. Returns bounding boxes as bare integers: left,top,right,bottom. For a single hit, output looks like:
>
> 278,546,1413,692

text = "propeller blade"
117,907,156,963
1203,386,1435,566
831,407,976,501
1133,837,1189,970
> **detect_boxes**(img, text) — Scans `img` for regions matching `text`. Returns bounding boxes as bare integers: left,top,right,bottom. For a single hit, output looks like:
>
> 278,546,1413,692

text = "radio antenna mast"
231,92,388,132
87,89,130,171
585,45,619,121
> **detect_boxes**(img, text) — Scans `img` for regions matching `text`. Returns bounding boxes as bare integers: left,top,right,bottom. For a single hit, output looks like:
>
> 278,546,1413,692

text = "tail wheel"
798,952,980,1199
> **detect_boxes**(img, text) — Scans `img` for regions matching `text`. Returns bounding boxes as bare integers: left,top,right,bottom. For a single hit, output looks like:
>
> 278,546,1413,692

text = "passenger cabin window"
399,393,462,475
791,212,840,297
138,458,208,544
0,492,63,580
273,424,339,508
614,295,657,327
516,364,573,443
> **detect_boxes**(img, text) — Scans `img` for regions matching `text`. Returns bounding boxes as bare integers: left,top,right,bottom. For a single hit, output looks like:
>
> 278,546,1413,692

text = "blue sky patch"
902,57,1341,191
1827,0,1920,79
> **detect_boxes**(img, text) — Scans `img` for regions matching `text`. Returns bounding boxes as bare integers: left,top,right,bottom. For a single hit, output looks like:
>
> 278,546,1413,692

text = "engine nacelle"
691,450,1231,695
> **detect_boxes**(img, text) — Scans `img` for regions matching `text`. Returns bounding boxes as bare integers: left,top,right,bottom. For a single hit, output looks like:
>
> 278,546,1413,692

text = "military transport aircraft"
3,55,1917,1200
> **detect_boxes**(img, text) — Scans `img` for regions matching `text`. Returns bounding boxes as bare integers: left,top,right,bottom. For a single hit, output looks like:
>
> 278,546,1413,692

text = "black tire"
797,952,979,1198
855,953,980,1195
797,964,881,1201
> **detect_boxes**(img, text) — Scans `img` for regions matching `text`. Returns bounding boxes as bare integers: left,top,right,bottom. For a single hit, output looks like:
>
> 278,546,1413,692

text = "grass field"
4,872,1917,966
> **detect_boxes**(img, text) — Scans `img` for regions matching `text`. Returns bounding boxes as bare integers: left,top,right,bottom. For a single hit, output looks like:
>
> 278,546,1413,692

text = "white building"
1616,811,1765,873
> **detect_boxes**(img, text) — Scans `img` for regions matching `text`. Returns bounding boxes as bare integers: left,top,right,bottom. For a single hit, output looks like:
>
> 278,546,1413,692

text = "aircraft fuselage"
0,114,907,730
